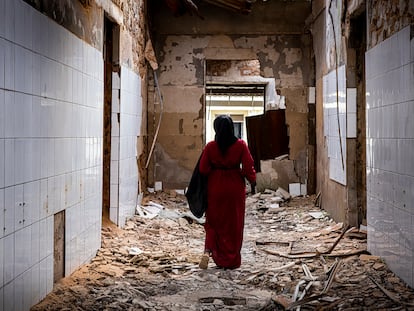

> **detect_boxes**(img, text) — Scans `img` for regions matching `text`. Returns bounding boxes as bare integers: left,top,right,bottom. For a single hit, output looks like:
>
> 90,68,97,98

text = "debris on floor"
32,190,414,310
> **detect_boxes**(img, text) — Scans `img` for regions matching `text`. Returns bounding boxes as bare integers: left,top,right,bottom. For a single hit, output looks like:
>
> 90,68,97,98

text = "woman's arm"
199,144,212,175
240,140,256,183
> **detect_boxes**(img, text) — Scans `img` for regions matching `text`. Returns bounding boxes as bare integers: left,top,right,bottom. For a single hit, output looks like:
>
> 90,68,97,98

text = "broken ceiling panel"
202,0,253,14
163,0,253,16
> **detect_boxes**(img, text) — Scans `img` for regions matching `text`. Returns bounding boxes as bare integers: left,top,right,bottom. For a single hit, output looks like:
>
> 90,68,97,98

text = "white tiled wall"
323,65,347,185
366,25,414,288
115,66,142,227
0,0,104,309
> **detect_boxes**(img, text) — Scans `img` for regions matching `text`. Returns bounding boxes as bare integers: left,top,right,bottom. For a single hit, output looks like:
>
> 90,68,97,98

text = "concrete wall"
0,0,146,309
149,2,313,189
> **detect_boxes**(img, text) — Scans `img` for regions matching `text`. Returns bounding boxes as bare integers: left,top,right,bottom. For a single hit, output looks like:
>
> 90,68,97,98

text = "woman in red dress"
198,115,256,269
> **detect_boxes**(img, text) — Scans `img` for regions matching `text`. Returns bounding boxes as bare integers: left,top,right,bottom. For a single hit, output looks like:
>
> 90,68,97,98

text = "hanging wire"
145,70,163,169
328,0,345,170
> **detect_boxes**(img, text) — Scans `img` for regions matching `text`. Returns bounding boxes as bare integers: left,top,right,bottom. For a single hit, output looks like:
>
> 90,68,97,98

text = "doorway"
205,84,265,145
348,10,367,226
53,211,65,283
102,15,120,222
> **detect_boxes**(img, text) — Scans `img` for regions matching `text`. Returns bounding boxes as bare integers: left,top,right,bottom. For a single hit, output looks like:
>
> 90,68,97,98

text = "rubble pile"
32,190,414,310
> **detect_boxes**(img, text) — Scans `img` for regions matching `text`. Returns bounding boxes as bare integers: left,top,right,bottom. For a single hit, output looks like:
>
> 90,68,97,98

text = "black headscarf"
214,115,238,154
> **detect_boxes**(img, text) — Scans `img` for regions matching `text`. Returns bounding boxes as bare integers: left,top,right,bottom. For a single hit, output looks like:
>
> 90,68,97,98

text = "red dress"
199,139,256,269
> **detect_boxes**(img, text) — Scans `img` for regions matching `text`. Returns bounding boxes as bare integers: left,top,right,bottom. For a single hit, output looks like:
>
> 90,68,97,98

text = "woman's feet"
199,252,210,269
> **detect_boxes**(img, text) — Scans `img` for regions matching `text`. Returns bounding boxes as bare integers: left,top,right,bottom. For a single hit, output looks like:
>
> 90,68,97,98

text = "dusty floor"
32,190,414,310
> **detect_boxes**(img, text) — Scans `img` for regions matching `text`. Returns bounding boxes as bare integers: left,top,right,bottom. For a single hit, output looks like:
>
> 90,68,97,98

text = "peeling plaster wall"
312,2,348,222
150,36,207,189
148,1,312,189
367,0,414,48
23,0,104,49
151,32,312,189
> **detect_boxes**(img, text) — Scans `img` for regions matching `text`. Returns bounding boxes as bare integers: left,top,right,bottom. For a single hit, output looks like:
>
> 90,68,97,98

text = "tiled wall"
117,66,142,227
323,65,347,185
0,0,103,309
366,25,414,288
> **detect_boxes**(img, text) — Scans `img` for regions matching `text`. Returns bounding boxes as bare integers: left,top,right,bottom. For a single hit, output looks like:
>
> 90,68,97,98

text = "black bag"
185,156,208,218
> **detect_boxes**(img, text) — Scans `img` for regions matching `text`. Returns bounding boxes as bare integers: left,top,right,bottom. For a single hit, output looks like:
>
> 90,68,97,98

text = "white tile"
40,56,50,99
47,138,55,177
39,98,50,138
109,207,118,224
347,112,357,138
4,0,15,41
31,262,40,306
0,0,5,37
72,70,83,105
65,238,73,276
31,97,42,139
0,237,3,287
0,92,4,142
23,268,32,311
65,206,73,243
0,39,5,90
346,88,357,113
31,221,40,267
39,258,47,300
25,181,40,226
4,186,16,236
65,66,74,103
38,218,48,261
31,8,42,53
47,177,57,216
3,278,14,311
110,184,119,208
14,185,24,231
14,139,24,185
46,254,53,293
24,139,36,183
0,286,3,311
10,92,25,138
32,54,42,97
14,227,30,277
14,45,33,95
4,40,14,90
0,189,4,240
14,0,32,50
39,179,48,219
3,232,14,284
4,91,15,139
47,216,54,257
23,95,34,139
110,161,119,182
0,139,4,190
55,63,65,101
46,20,56,62
411,27,414,63
54,174,65,213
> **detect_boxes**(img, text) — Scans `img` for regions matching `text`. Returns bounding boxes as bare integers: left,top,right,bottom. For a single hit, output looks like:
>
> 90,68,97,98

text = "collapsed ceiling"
161,0,311,19
162,0,256,17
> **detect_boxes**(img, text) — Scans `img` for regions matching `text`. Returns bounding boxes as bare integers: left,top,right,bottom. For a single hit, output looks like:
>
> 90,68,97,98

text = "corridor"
32,191,414,310
1,0,414,309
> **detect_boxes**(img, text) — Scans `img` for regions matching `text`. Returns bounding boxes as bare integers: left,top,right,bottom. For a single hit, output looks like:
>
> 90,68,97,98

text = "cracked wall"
150,3,313,189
